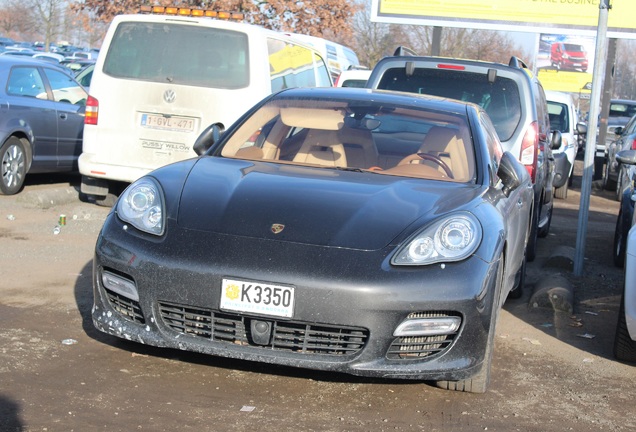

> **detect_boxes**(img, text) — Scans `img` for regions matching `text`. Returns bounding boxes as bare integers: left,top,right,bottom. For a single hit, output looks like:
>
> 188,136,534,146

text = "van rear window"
103,22,249,89
377,68,521,142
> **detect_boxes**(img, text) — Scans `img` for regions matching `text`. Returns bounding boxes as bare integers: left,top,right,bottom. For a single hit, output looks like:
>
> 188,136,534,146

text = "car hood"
175,158,482,250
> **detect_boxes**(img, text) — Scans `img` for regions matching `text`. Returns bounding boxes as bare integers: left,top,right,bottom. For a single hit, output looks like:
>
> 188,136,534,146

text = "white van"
282,33,361,83
79,6,332,204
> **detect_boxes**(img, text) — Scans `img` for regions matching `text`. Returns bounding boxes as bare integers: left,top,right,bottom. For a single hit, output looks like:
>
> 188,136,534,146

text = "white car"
615,221,636,362
546,90,580,199
334,68,371,88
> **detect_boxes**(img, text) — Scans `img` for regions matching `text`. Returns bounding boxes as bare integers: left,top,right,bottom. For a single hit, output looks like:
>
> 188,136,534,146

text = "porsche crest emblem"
271,224,285,234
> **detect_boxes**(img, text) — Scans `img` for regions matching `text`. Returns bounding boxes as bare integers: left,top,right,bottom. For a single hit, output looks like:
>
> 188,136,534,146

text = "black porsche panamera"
92,87,532,393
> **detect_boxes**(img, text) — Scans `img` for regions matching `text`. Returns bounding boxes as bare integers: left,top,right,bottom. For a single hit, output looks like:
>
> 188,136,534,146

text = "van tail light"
631,139,636,150
520,121,539,183
85,95,98,125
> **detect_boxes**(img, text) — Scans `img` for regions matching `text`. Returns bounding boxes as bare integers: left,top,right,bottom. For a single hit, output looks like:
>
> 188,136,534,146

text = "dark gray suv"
366,54,562,265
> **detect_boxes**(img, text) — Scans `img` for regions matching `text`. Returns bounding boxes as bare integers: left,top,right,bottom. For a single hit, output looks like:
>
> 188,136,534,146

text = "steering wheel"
398,153,454,179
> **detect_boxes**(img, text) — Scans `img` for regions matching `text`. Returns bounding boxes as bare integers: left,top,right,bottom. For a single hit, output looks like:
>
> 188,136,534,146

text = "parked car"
91,87,532,394
605,113,636,199
546,90,581,199
32,52,65,64
550,42,588,72
366,54,562,261
74,63,94,89
612,149,636,361
0,56,87,195
334,67,371,88
615,222,636,362
613,150,636,267
596,99,636,181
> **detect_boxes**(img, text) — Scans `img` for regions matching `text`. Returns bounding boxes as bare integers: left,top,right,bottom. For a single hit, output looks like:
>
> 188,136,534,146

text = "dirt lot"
0,164,635,432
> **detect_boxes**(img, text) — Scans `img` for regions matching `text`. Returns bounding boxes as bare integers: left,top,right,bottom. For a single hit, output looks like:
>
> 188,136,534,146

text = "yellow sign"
373,0,636,37
538,69,594,93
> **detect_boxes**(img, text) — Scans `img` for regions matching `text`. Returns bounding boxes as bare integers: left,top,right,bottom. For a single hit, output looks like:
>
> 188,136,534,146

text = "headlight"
117,177,165,236
391,212,482,266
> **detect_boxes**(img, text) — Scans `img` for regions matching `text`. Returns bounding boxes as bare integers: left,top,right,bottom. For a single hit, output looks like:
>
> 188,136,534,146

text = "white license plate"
141,114,194,132
220,278,295,318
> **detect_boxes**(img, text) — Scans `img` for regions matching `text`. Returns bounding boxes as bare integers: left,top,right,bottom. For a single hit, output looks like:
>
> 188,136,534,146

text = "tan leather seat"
337,127,378,169
401,126,471,181
293,130,347,167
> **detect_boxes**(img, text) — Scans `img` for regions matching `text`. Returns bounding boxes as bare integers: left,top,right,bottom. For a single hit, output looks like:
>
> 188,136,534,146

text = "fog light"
101,271,139,302
393,317,461,337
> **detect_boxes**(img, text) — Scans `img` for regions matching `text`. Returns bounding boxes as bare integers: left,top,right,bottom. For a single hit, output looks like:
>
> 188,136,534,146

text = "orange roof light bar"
137,5,244,20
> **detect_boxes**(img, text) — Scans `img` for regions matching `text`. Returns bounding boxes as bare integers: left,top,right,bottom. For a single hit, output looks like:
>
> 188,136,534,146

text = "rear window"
103,22,249,89
377,67,522,142
547,101,569,133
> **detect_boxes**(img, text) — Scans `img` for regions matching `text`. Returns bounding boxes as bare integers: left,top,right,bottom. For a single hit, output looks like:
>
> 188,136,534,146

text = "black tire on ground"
0,136,28,195
613,209,627,268
508,249,526,300
526,202,539,262
603,161,617,191
614,293,636,362
593,156,605,181
435,255,504,393
537,204,552,238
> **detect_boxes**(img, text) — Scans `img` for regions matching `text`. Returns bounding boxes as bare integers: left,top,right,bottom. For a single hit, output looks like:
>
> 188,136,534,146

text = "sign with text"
372,0,636,38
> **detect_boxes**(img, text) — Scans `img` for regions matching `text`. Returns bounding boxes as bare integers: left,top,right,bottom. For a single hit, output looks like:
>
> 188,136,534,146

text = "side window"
7,67,46,98
42,68,87,105
268,39,331,91
535,83,550,142
482,111,504,182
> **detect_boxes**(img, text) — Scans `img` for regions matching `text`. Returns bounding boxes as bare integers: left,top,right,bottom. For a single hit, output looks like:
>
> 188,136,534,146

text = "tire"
436,255,504,393
537,202,552,238
0,136,28,195
526,202,539,262
603,161,617,191
613,209,627,268
614,293,636,362
508,249,526,300
554,181,568,199
593,156,604,181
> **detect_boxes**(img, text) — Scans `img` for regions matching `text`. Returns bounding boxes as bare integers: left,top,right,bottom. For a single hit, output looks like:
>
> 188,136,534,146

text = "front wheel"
614,293,636,362
613,209,627,268
436,256,504,393
0,136,28,195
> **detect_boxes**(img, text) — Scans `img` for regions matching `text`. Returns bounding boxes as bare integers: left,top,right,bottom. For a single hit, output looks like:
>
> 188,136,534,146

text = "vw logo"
163,89,176,103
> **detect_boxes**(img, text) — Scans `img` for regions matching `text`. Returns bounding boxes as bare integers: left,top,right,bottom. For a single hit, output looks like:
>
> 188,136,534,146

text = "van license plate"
141,114,194,132
220,278,295,318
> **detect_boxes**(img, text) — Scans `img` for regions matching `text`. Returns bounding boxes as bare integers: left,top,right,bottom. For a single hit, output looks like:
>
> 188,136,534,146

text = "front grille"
105,288,145,324
386,311,461,360
159,301,368,356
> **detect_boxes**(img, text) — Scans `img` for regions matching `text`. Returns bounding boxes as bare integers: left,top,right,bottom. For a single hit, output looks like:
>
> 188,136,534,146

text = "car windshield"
220,96,476,182
609,102,636,119
377,67,521,142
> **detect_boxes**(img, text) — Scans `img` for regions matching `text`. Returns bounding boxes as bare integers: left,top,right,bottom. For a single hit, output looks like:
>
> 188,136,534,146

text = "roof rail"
508,56,529,70
393,46,418,56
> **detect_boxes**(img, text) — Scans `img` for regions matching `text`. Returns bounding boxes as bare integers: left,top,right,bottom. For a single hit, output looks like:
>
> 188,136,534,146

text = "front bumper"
92,215,502,381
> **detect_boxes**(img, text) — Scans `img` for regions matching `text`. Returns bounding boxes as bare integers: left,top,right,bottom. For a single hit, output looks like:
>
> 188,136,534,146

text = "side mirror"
193,122,224,156
497,152,526,197
576,122,587,135
550,130,562,150
616,149,636,166
614,126,624,136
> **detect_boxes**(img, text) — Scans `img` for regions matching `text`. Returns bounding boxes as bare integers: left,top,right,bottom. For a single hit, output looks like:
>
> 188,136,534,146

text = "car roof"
272,86,476,113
